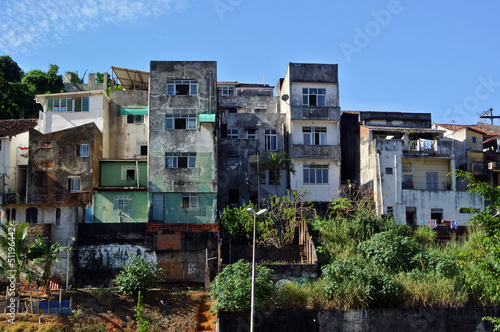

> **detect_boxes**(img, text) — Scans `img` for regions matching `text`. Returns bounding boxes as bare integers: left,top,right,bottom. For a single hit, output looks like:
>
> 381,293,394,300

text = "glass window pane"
302,88,308,94
187,118,196,129
310,88,317,94
316,169,322,183
190,84,197,95
302,95,308,105
310,170,315,184
303,169,309,183
66,99,73,112
317,95,326,106
188,156,196,168
167,84,175,95
82,97,89,111
165,118,173,129
323,169,329,184
318,88,326,94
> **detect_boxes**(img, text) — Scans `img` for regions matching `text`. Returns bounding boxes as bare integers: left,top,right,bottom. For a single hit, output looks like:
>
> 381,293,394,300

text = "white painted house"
278,63,341,202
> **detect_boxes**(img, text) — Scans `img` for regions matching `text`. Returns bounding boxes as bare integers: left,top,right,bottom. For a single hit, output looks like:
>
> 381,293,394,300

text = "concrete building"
148,61,218,224
217,82,286,209
356,111,483,226
277,63,342,203
0,120,38,220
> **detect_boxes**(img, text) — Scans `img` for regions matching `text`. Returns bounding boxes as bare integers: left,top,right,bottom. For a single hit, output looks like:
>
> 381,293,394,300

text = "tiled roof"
0,119,38,137
436,123,500,138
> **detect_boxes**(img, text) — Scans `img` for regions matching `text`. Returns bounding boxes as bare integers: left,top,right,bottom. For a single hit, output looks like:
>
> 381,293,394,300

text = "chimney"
63,73,72,84
88,73,96,90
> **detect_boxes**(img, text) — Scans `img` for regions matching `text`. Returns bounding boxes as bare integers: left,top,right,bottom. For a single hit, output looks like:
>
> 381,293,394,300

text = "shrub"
413,226,436,247
358,231,420,274
114,252,163,296
321,257,400,308
210,260,275,312
220,203,256,241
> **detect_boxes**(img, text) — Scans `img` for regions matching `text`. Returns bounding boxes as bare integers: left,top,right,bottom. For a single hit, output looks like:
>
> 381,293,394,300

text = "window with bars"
113,195,133,211
165,153,196,168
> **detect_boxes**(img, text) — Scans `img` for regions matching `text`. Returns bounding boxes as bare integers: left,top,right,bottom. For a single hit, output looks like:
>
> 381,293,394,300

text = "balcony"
2,193,20,205
291,144,341,160
290,106,340,121
488,162,500,171
402,139,452,157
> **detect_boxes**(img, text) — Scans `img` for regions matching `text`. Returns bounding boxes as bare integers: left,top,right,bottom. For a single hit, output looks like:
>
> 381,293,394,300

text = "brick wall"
157,233,182,250
146,222,219,233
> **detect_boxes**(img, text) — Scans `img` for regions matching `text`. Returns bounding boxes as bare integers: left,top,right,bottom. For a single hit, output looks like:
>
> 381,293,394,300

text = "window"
303,165,329,184
75,97,89,112
167,80,198,95
56,208,61,226
385,167,393,175
47,98,73,112
68,177,81,192
246,129,257,139
27,207,38,223
152,193,164,221
137,142,148,156
218,86,234,96
431,208,443,224
254,108,266,113
426,172,438,190
121,165,139,180
302,88,326,106
11,208,15,222
76,144,89,157
182,194,198,209
165,153,196,168
387,206,394,215
6,209,10,222
403,175,413,189
472,136,477,144
127,114,144,124
114,195,133,211
165,114,196,130
303,127,326,145
406,207,416,225
227,129,239,139
265,129,277,151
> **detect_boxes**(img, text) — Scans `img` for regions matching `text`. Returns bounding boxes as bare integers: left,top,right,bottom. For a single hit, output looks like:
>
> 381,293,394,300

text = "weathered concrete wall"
288,63,338,83
28,123,102,206
107,90,148,159
359,111,432,128
218,306,500,332
78,244,157,270
93,190,148,223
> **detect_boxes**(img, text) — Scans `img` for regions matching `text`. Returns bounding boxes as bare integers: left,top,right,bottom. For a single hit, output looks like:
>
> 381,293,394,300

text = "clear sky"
1,0,499,125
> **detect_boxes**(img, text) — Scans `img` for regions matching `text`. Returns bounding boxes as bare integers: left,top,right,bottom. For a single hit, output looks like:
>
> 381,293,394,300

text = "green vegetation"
134,291,151,332
114,252,163,296
214,178,500,314
210,259,275,312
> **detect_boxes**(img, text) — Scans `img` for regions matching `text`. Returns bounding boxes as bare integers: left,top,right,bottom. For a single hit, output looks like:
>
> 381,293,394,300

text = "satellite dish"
281,94,289,102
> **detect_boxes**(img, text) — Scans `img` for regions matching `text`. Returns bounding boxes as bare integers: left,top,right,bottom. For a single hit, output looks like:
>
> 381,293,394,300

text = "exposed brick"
156,233,182,251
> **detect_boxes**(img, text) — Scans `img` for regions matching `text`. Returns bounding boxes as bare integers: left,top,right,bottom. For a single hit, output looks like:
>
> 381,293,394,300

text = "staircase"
197,295,216,332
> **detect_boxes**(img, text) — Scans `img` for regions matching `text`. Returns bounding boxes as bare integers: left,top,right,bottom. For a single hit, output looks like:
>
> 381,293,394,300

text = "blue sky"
1,0,499,125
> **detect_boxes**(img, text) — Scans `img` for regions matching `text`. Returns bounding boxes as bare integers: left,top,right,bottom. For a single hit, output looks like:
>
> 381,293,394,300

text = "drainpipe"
135,160,139,188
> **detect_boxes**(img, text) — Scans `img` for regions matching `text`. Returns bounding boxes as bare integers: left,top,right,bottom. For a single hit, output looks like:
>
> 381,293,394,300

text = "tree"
0,55,23,82
0,222,31,288
65,70,87,84
27,235,74,295
260,151,295,195
22,64,64,95
114,252,163,296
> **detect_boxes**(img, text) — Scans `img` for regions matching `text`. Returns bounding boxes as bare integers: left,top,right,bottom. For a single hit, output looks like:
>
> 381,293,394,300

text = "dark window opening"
309,95,317,106
140,145,148,156
406,207,416,226
27,207,38,224
56,208,61,226
175,118,187,129
176,84,190,95
228,189,239,207
6,209,10,222
126,169,135,180
11,209,15,221
178,156,188,168
431,209,443,224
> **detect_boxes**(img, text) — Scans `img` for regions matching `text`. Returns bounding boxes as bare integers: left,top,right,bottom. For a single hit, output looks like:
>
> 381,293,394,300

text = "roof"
0,119,38,137
436,123,500,138
111,66,149,91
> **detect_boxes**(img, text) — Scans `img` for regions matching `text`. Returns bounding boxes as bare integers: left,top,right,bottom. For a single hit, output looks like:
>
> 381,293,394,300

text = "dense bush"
210,260,275,312
114,253,163,296
358,231,419,274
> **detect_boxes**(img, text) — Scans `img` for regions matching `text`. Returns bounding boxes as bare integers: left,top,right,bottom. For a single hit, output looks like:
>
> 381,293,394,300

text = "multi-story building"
217,81,286,209
355,111,483,226
0,120,38,221
278,63,342,203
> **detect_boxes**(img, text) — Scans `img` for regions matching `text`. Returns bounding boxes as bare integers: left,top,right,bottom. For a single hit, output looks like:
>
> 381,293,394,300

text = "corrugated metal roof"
111,66,149,91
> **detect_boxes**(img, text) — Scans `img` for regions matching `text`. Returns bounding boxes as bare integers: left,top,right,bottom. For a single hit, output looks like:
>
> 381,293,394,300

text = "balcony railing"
471,161,488,176
290,106,340,121
2,193,19,205
402,139,452,155
291,144,341,159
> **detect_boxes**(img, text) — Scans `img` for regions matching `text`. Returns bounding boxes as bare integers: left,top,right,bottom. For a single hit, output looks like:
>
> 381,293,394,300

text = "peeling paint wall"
148,61,217,223
94,191,148,223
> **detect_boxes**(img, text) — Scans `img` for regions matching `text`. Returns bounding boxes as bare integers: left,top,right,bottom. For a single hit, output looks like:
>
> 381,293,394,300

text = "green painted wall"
94,191,148,223
153,192,217,223
101,161,147,187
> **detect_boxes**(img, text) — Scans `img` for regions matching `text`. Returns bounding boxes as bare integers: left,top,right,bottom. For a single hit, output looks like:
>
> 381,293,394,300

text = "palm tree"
0,222,30,288
27,235,74,295
260,151,295,196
